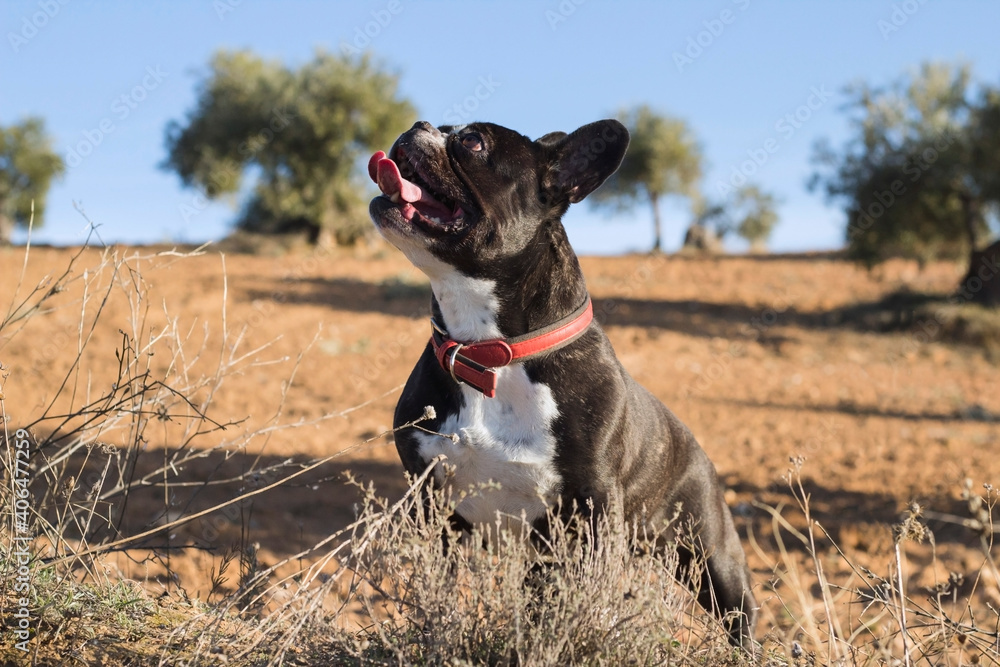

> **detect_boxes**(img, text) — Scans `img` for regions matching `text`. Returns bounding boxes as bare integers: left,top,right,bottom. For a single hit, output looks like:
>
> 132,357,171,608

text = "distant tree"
164,50,415,245
970,85,1000,214
967,86,1000,305
731,185,779,251
0,117,65,244
684,184,779,253
810,62,1000,304
590,105,702,253
682,199,726,253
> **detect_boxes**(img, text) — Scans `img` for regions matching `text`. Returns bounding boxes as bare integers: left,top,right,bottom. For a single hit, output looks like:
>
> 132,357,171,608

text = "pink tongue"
369,151,422,204
368,150,458,221
367,151,384,182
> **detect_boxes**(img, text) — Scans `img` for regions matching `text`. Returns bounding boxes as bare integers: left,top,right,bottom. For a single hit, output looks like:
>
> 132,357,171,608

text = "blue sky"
2,0,999,254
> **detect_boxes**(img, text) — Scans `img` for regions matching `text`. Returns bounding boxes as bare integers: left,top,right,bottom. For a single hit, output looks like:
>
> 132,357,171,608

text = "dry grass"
1,224,1000,665
833,287,1000,358
752,460,1000,665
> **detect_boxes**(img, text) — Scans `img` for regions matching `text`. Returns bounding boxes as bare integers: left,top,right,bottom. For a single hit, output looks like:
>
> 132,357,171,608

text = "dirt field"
2,240,999,649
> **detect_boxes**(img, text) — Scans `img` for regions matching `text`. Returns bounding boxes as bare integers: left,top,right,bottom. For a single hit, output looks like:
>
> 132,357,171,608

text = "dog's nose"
392,121,442,164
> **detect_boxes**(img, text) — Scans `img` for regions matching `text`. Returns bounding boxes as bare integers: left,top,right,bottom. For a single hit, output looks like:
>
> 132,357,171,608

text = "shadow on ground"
247,277,431,319
34,441,408,573
37,433,990,575
250,276,996,352
731,476,984,557
701,396,1000,424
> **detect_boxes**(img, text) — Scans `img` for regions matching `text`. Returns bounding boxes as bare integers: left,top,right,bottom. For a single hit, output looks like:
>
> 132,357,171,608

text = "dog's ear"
536,131,568,146
540,120,629,204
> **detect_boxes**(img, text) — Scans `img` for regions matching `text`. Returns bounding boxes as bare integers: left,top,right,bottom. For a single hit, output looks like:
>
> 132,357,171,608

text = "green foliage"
0,117,65,243
811,62,998,268
694,185,780,251
591,105,703,251
970,87,1000,202
732,184,779,249
164,50,415,244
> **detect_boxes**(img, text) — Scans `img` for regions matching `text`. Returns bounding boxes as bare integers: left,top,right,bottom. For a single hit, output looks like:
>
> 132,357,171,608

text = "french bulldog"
367,119,757,649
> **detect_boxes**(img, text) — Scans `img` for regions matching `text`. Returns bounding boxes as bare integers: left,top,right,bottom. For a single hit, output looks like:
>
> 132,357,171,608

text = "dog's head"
368,119,629,276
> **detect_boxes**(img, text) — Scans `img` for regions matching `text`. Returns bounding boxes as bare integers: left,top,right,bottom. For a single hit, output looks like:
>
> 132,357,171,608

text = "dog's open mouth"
368,150,466,231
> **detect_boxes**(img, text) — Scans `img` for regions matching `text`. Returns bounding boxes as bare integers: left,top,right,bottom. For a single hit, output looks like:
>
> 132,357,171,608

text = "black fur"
370,120,757,649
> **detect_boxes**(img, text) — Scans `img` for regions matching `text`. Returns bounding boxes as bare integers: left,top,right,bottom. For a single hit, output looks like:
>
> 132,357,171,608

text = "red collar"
430,297,594,398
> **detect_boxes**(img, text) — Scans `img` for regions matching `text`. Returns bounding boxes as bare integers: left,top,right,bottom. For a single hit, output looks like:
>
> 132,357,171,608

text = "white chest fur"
416,365,562,530
392,248,563,529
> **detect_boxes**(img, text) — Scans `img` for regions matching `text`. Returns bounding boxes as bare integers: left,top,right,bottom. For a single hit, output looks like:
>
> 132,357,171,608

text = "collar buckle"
429,296,593,398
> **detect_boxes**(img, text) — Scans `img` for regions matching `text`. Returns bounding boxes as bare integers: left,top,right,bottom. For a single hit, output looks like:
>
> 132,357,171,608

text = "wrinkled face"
368,119,629,275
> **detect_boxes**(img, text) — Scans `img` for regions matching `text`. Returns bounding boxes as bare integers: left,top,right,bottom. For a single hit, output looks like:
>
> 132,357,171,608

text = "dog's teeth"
429,216,441,224
390,193,400,203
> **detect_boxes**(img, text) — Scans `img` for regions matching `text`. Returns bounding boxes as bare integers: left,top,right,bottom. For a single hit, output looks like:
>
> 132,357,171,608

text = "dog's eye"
461,134,484,152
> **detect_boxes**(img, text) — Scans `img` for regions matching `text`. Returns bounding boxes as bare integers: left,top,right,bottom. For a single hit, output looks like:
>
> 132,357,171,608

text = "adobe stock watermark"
340,0,404,56
65,66,168,169
845,129,959,242
213,0,243,20
592,254,668,325
680,290,791,398
8,428,35,653
545,0,586,31
537,121,627,207
673,0,752,73
237,230,337,333
768,416,847,494
799,417,845,459
350,320,422,393
442,76,501,125
568,122,628,176
715,85,833,197
877,0,928,40
886,250,999,372
178,106,295,224
7,0,70,53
